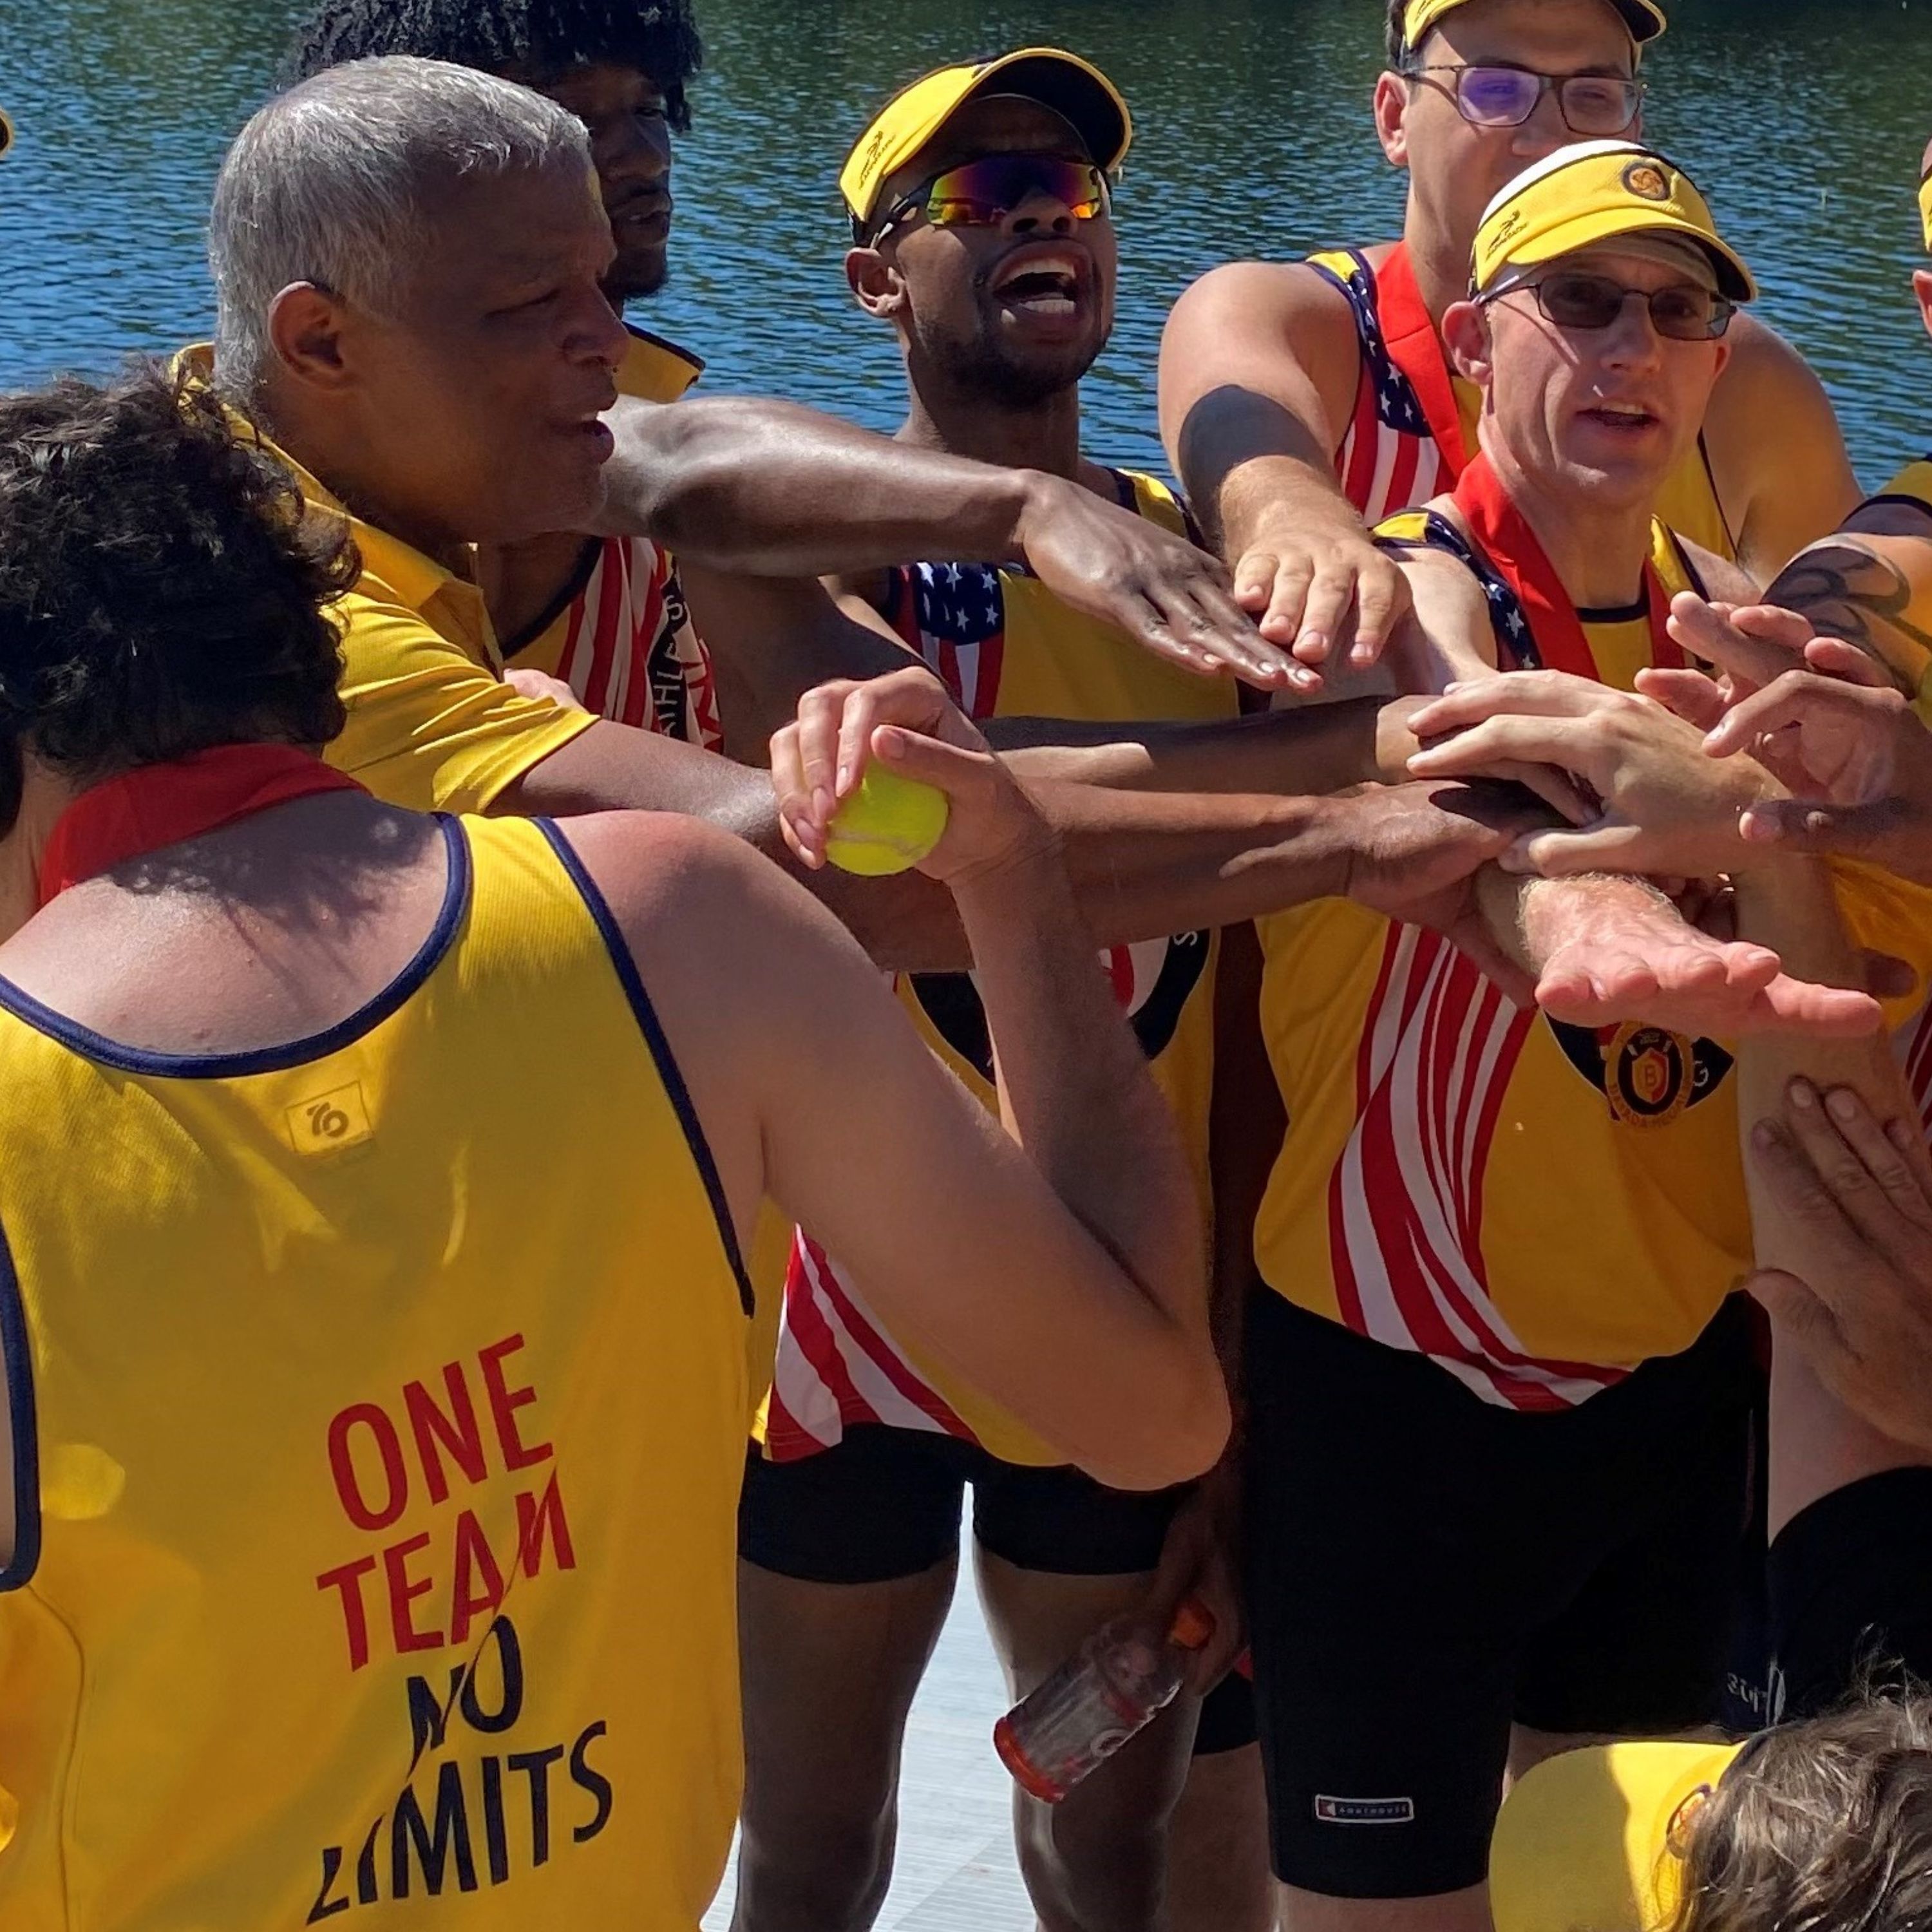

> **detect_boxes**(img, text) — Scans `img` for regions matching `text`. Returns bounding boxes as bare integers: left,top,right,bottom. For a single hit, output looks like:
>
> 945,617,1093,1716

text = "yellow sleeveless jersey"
1307,246,1736,559
0,815,751,1929
1256,513,1931,1409
764,471,1238,1466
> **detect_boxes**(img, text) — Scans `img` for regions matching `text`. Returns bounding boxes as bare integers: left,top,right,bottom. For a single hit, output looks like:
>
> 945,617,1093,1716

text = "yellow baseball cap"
1472,140,1756,303
840,49,1131,232
1402,0,1665,49
1491,1739,1743,1932
1918,139,1932,250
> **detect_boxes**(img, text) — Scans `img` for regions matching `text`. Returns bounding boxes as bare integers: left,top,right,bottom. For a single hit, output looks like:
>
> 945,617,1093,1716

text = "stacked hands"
1406,591,1932,1039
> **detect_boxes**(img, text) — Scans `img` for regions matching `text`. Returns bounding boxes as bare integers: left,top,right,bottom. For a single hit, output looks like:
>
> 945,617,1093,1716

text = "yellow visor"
1472,140,1756,303
1492,1739,1743,1932
840,47,1130,229
1403,0,1665,48
1919,166,1932,252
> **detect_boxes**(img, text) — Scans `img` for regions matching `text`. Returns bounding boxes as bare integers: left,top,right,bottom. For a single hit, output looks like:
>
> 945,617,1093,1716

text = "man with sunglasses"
1157,0,1857,683
1224,142,1932,1932
728,56,1274,1932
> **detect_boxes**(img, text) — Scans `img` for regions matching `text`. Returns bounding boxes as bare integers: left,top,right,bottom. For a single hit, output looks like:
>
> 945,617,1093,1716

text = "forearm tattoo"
1765,541,1930,694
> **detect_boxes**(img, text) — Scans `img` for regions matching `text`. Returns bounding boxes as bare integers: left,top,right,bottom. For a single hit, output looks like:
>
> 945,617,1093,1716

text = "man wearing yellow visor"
1492,1696,1932,1930
1158,0,1857,685
1231,140,1932,1931
733,48,1271,1932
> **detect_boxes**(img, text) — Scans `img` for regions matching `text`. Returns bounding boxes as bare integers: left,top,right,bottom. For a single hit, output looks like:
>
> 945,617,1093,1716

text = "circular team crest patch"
1622,159,1673,203
1605,1022,1692,1128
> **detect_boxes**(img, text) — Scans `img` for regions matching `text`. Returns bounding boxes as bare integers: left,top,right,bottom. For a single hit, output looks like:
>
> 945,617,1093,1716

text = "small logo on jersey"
1605,1022,1693,1128
1548,1017,1731,1126
1315,1795,1416,1826
285,1081,374,1160
1623,160,1673,202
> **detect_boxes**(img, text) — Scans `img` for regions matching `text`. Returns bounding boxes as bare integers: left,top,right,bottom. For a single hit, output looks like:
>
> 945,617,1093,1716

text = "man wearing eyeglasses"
730,53,1273,1932
1157,0,1858,685
1226,142,1932,1932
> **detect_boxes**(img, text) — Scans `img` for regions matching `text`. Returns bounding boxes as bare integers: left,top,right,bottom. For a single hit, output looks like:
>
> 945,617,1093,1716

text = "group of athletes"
3,0,1932,1926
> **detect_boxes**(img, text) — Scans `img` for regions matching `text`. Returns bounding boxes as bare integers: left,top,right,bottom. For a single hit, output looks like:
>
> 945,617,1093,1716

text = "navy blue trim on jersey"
1376,509,1539,667
0,1223,42,1592
535,819,755,1318
0,816,469,1079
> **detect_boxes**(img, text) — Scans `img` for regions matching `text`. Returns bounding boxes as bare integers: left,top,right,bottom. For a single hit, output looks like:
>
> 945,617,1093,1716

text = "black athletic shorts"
738,1424,1188,1582
1242,1288,1757,1900
737,1425,1256,1757
1769,1465,1932,1720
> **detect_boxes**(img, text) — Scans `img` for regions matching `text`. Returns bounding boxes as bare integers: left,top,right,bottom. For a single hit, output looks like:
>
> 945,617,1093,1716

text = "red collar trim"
37,744,365,909
1378,243,1470,482
1452,451,1682,680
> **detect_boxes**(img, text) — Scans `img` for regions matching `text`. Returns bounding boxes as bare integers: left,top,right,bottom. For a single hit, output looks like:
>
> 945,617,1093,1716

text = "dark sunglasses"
866,153,1110,244
1482,270,1735,341
1409,63,1642,137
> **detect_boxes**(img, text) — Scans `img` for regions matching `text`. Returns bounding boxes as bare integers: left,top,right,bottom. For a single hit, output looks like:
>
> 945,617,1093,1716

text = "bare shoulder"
1682,537,1757,607
1163,258,1358,360
1704,311,1845,457
554,808,806,939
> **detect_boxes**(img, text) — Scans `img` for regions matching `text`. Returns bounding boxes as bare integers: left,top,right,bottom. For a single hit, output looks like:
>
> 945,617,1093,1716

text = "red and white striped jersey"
506,327,723,752
1255,507,1929,1410
762,471,1236,1468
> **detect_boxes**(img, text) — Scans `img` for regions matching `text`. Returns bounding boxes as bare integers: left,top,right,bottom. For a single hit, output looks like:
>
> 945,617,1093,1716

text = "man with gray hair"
188,54,1555,983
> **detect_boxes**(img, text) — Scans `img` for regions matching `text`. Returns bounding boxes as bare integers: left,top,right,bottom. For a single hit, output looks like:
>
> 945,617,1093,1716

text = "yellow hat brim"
1919,171,1932,253
1492,1740,1741,1932
840,48,1131,226
1488,203,1756,304
1403,0,1665,48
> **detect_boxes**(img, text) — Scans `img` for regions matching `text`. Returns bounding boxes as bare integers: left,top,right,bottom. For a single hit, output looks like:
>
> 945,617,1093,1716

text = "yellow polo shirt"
177,346,596,812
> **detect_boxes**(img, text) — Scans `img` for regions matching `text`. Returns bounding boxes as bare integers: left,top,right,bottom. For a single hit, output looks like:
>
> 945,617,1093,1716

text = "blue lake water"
3,0,1932,482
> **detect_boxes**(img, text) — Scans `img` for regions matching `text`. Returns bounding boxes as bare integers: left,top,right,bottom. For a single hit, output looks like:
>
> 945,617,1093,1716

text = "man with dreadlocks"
281,1,1294,769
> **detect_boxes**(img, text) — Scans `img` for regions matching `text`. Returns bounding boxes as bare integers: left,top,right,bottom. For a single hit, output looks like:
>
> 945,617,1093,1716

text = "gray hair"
209,56,592,399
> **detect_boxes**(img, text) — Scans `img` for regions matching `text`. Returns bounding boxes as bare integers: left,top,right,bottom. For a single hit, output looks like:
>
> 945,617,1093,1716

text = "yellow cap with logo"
1472,140,1756,303
840,48,1130,231
1401,0,1665,48
1490,1739,1743,1932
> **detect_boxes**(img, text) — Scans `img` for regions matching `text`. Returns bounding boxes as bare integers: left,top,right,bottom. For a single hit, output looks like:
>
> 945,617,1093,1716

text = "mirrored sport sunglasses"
867,155,1111,243
1410,63,1642,136
1482,270,1736,341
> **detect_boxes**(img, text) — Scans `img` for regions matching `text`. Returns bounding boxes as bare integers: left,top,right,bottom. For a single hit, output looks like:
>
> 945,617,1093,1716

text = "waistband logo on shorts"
1314,1794,1417,1826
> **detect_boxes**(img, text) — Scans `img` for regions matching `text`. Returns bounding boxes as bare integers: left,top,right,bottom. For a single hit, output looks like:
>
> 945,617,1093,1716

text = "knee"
1015,1792,1171,1932
734,1797,897,1932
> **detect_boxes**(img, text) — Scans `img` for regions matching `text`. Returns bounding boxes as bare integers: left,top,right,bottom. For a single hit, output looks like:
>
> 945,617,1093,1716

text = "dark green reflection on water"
3,0,1931,482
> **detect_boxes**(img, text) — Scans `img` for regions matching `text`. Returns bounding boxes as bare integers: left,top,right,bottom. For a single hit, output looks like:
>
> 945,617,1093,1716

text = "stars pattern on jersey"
1336,259,1431,438
884,560,1009,718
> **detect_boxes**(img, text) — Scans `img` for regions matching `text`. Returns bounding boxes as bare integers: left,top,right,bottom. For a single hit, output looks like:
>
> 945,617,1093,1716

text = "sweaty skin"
1157,0,1857,677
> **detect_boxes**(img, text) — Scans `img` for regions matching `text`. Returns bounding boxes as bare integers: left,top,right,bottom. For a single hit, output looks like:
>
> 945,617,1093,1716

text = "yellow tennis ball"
825,766,951,876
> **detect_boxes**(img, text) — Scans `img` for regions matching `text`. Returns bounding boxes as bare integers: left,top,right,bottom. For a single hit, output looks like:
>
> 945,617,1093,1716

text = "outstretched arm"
592,393,1291,687
567,726,1228,1491
1406,671,1886,1036
1159,260,1410,677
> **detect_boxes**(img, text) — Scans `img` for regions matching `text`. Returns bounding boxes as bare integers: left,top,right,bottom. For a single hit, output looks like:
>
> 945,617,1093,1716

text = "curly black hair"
281,0,703,132
0,366,357,833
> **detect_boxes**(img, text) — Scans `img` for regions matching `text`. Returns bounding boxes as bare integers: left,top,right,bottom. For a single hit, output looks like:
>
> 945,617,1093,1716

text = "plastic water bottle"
994,1598,1215,1803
